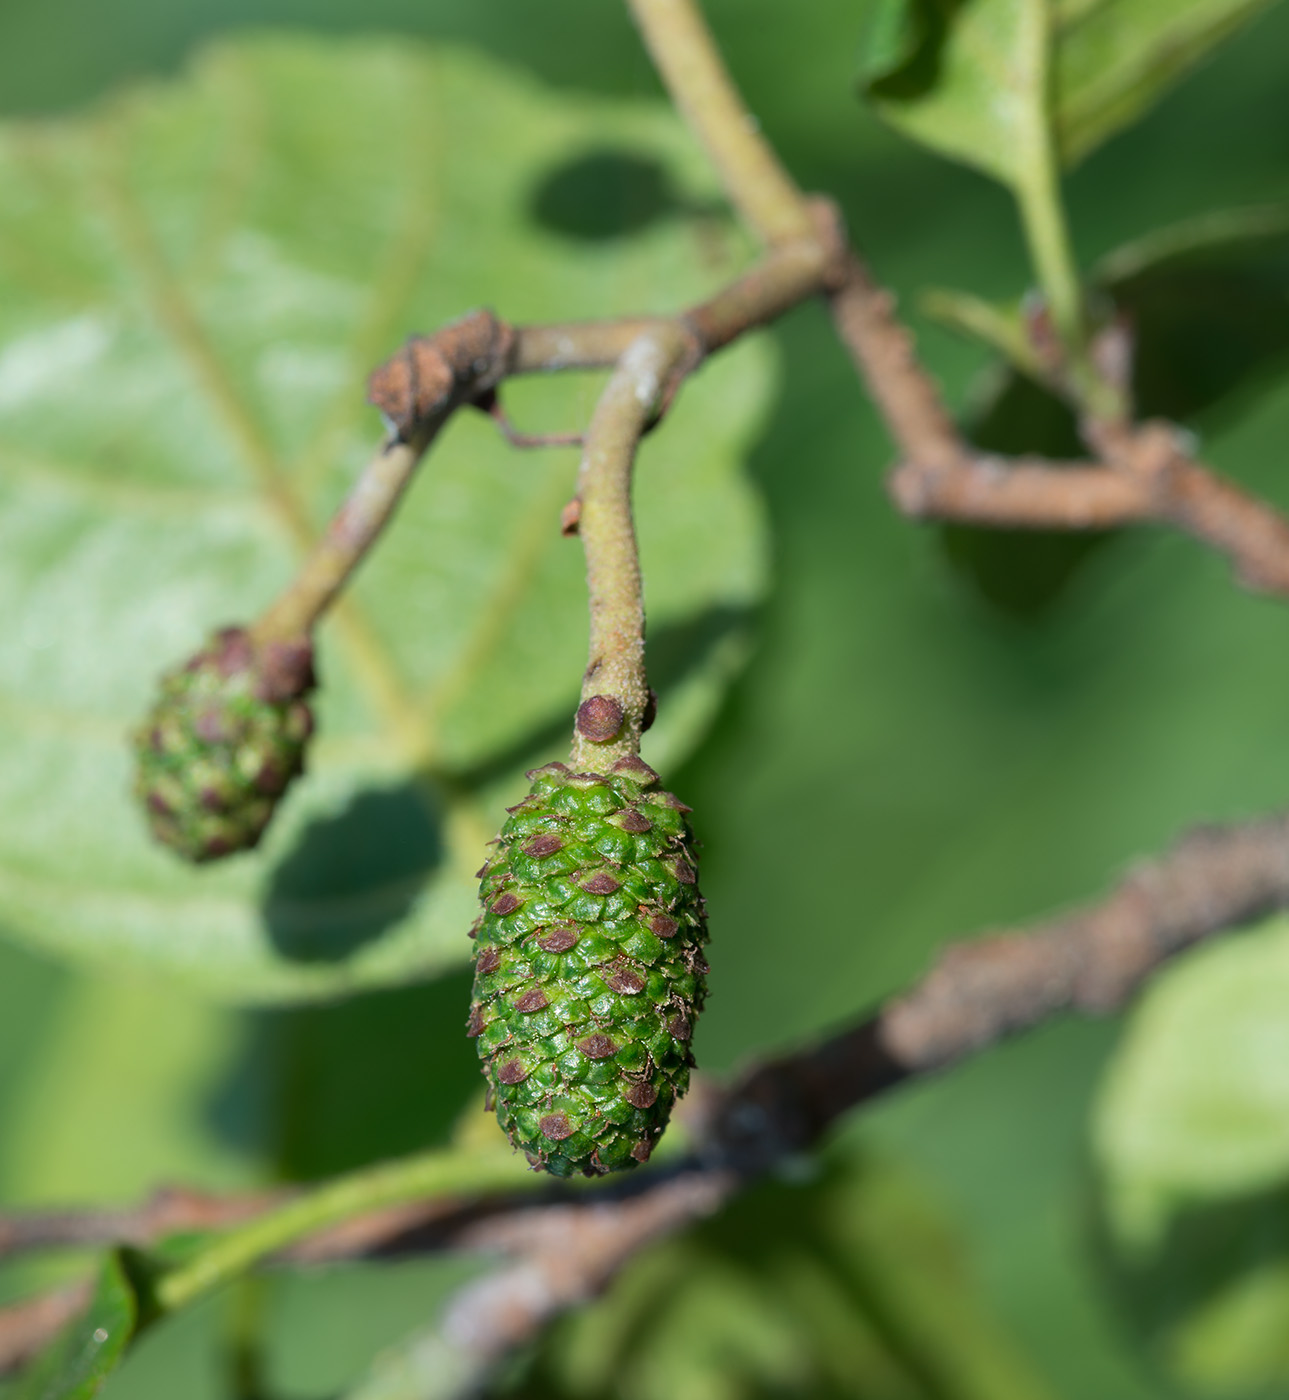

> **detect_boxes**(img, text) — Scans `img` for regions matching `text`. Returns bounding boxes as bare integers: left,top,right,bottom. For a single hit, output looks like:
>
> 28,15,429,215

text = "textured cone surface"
133,628,315,863
469,757,708,1176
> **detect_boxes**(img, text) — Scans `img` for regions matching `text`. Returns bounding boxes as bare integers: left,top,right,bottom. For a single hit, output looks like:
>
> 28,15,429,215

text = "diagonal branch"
704,808,1289,1168
6,807,1289,1382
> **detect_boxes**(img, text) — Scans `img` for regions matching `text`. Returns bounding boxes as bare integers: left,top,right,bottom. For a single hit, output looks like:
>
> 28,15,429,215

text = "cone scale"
134,627,315,862
468,756,708,1176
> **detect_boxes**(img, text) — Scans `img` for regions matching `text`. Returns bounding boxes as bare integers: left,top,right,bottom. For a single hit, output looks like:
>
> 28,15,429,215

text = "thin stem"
827,251,968,471
1015,143,1084,363
253,309,515,643
569,326,693,770
253,429,439,642
626,0,813,246
153,1148,537,1315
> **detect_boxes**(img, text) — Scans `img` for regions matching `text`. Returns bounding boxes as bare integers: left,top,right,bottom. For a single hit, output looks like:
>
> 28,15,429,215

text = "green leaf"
927,204,1289,616
0,37,772,1002
1094,203,1289,422
1054,0,1282,166
1094,915,1289,1249
920,288,1047,380
860,0,1053,196
12,1253,136,1400
455,1150,1056,1400
862,0,1279,178
1095,1184,1289,1396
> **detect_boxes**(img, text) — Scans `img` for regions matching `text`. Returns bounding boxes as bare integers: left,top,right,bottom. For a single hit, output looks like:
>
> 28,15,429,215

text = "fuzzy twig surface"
568,326,693,768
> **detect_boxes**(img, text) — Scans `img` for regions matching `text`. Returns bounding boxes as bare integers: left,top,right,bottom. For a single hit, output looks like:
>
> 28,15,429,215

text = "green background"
3,0,1289,1395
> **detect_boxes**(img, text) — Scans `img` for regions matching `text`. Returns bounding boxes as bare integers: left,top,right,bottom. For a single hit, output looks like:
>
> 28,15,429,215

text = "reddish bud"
576,694,624,743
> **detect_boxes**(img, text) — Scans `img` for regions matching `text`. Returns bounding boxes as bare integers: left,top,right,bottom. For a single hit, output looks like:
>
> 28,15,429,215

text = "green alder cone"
468,756,709,1176
133,627,316,863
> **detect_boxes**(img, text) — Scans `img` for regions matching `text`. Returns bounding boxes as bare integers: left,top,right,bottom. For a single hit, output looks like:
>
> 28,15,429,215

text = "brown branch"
7,808,1289,1382
825,250,1289,597
0,1186,280,1260
568,326,694,768
828,249,968,471
347,1172,735,1399
887,421,1289,596
705,808,1289,1168
0,1284,92,1377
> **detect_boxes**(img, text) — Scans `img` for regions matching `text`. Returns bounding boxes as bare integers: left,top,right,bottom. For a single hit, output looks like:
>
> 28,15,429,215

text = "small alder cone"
133,627,316,863
468,757,708,1176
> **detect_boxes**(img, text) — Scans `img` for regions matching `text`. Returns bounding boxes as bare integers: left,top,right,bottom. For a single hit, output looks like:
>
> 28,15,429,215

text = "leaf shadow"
260,780,445,964
206,967,481,1179
527,147,723,243
1094,1180,1289,1390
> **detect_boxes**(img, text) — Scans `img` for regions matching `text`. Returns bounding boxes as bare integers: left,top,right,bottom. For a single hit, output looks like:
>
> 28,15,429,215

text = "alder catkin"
468,757,708,1176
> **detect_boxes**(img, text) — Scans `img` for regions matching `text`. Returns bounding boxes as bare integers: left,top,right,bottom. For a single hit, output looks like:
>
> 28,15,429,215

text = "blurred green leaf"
1054,0,1281,166
862,0,1278,182
919,289,1044,382
1094,203,1289,421
12,1253,136,1400
1096,1183,1289,1397
2,971,254,1209
860,0,1053,198
928,203,1289,615
492,1150,1055,1400
1095,915,1289,1249
0,35,772,1002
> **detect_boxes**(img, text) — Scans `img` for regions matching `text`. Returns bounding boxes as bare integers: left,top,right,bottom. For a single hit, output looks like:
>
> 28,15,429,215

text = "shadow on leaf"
261,781,445,964
529,148,681,241
207,968,482,1179
1095,1181,1289,1394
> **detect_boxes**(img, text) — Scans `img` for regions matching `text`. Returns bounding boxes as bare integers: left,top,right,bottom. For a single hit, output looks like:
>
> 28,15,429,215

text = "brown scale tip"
623,1082,658,1109
600,959,645,995
490,891,523,916
526,760,570,781
667,1014,692,1041
578,1033,619,1059
616,809,652,833
649,913,679,939
495,1058,528,1085
581,871,621,896
630,1138,655,1163
513,987,549,1013
671,859,697,886
537,925,579,953
466,1004,485,1037
610,755,660,785
211,627,255,677
575,694,624,744
540,1113,574,1141
193,709,233,745
476,946,501,974
255,637,316,703
522,833,564,858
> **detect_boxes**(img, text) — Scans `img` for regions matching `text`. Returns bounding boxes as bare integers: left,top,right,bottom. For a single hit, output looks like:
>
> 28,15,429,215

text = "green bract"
468,758,708,1176
134,628,315,862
